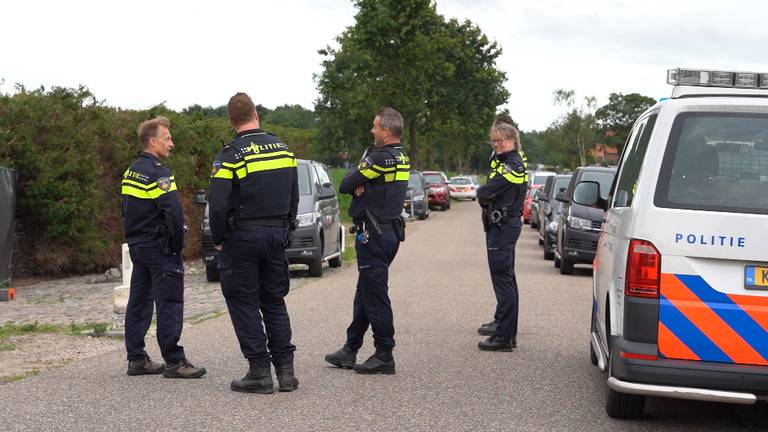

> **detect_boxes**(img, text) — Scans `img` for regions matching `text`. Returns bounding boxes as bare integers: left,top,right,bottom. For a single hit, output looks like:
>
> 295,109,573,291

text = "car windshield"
553,177,571,195
297,164,312,195
533,174,553,186
656,113,768,214
424,174,443,184
450,178,471,185
408,175,422,188
581,171,614,199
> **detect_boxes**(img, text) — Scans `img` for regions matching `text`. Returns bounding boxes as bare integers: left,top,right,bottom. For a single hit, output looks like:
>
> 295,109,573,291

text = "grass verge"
0,369,40,384
0,321,111,341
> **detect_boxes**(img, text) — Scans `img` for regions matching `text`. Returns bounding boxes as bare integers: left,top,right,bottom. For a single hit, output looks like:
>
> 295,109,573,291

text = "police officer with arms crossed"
208,93,299,394
475,122,526,352
325,107,409,374
121,116,206,378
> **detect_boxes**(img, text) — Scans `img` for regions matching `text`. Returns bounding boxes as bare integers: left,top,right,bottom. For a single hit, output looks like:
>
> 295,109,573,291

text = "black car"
537,173,572,252
404,170,430,220
199,159,343,281
554,166,616,274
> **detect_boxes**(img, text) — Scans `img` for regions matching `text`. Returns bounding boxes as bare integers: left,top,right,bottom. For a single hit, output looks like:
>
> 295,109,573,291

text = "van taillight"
625,239,661,298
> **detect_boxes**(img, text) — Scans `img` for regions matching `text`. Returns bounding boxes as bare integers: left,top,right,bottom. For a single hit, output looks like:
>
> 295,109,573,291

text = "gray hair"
491,122,521,151
376,107,403,138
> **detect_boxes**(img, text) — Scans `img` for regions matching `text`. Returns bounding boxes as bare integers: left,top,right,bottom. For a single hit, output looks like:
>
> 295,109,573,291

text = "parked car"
543,199,564,260
587,68,768,419
448,175,479,200
538,173,573,249
554,166,616,274
423,171,451,210
528,170,556,188
198,159,343,281
523,184,543,225
529,188,542,228
404,170,430,220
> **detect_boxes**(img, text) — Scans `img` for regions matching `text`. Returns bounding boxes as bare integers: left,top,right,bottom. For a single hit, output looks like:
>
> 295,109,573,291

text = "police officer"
476,122,526,351
121,116,207,378
325,107,409,374
208,93,299,394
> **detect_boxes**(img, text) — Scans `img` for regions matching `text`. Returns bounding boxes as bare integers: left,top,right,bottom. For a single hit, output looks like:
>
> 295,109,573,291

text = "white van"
575,68,768,419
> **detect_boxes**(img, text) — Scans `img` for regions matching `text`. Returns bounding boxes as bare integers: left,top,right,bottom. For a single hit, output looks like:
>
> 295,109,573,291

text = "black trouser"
346,226,400,351
125,243,185,364
485,220,521,339
218,226,295,368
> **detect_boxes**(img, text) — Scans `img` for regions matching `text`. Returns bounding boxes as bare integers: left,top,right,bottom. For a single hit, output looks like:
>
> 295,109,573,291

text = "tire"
418,212,427,220
531,219,538,229
471,197,476,201
447,199,451,210
554,255,561,268
606,363,646,419
205,263,220,282
543,237,554,260
309,240,324,277
328,235,342,268
440,201,448,211
560,256,575,275
538,237,544,246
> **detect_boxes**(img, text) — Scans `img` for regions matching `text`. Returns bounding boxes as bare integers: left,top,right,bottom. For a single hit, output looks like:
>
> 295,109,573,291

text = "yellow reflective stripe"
500,171,525,184
372,164,396,172
222,161,245,169
121,183,176,199
213,168,233,179
244,151,294,161
246,157,297,173
235,168,247,179
396,164,410,170
395,171,409,181
384,173,395,182
121,175,175,190
360,168,380,179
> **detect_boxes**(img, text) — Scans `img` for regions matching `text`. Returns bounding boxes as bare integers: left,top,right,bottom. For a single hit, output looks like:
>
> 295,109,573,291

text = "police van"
573,68,768,419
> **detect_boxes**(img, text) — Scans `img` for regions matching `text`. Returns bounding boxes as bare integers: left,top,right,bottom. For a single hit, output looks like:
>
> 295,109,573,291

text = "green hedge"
0,86,313,275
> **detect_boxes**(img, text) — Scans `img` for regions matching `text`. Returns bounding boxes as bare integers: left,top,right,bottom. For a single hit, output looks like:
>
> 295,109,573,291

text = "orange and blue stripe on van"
658,273,768,366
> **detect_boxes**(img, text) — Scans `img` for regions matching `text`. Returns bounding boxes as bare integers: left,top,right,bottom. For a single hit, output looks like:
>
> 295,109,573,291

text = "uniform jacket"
121,152,185,253
208,128,298,245
477,149,527,217
340,144,410,223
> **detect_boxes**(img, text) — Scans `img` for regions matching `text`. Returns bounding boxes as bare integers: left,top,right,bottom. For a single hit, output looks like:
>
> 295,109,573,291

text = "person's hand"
354,185,365,196
214,244,223,251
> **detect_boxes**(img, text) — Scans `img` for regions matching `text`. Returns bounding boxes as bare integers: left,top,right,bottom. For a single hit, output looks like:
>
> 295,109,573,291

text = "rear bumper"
451,191,476,199
428,194,449,205
609,338,768,403
286,225,320,263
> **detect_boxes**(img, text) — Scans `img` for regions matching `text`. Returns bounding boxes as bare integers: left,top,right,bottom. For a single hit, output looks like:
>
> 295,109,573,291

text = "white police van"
573,68,768,418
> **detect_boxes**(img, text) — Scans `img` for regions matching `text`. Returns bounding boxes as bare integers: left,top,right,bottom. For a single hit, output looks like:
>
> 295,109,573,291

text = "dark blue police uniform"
339,144,410,351
477,150,526,343
208,129,298,369
121,152,186,364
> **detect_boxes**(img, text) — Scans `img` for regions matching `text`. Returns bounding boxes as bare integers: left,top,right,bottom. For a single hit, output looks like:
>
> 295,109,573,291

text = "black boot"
477,320,497,336
324,345,357,369
231,361,274,394
275,363,299,392
478,335,515,352
353,347,395,375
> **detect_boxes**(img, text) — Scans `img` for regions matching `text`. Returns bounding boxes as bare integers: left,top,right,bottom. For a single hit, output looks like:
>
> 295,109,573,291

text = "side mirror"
555,191,568,203
195,189,207,206
572,181,603,208
319,184,336,199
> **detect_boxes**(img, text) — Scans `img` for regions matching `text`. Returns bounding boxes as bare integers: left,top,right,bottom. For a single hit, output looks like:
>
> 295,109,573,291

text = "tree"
314,0,507,169
552,89,597,168
595,93,656,149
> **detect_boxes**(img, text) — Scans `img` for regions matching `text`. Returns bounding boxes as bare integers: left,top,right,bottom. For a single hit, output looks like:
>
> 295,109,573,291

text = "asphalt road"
2,200,767,431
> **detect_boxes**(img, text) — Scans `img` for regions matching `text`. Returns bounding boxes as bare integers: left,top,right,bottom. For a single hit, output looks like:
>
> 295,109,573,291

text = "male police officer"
476,122,527,351
325,108,409,374
121,116,206,378
208,93,299,394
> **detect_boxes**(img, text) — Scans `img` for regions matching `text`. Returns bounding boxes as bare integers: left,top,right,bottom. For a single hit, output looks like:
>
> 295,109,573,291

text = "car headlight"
296,212,320,228
567,215,592,230
202,218,210,231
547,221,558,232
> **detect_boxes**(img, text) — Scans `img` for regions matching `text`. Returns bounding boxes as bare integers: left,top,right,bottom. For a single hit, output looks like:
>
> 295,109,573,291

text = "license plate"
745,266,768,290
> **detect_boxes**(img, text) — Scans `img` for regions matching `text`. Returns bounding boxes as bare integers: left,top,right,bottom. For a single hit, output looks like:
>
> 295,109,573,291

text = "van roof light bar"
667,68,768,89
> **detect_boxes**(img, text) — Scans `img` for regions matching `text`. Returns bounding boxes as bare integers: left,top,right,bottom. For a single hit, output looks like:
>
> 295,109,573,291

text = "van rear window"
655,112,768,214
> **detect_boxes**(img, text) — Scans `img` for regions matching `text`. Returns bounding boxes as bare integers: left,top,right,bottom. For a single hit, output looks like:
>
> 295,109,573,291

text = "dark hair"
137,116,171,149
376,107,404,138
227,92,257,127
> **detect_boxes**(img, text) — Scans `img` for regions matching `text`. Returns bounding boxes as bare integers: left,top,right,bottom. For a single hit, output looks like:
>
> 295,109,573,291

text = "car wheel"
205,263,220,282
554,254,561,268
531,219,538,229
538,236,544,246
309,241,324,277
560,256,575,275
606,364,646,419
328,234,342,268
543,238,554,260
440,201,448,211
447,199,451,209
418,211,427,220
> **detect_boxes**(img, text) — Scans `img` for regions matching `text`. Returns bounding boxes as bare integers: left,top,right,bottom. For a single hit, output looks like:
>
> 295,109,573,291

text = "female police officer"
476,122,526,352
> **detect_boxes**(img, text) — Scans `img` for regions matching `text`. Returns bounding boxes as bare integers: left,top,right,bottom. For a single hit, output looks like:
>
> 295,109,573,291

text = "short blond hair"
137,116,171,149
490,122,521,151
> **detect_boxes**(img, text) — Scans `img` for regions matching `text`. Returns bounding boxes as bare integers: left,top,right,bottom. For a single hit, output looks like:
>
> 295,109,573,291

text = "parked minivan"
538,173,572,258
199,159,342,280
554,166,616,274
583,68,768,419
404,170,430,220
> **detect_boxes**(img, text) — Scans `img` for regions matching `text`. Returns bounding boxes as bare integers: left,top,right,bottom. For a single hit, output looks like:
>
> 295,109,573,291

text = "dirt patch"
0,333,122,383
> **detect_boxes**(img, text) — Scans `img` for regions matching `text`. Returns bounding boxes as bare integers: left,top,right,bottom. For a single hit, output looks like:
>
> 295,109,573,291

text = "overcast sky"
2,0,766,131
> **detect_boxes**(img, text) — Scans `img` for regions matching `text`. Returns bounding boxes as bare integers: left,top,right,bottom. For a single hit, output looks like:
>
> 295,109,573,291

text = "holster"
393,217,406,242
155,224,173,255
